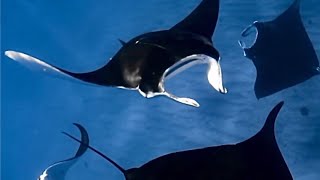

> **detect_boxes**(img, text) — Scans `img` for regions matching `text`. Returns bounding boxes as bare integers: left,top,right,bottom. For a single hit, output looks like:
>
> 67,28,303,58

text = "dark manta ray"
38,123,89,180
5,0,227,107
64,101,293,180
238,0,319,99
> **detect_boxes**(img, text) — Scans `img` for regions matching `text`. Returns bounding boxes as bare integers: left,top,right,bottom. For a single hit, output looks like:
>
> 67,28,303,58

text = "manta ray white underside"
38,160,74,180
5,51,226,107
5,50,85,84
138,54,227,107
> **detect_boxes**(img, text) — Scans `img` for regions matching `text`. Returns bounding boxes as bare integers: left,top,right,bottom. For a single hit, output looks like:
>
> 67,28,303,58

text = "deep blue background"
1,0,320,179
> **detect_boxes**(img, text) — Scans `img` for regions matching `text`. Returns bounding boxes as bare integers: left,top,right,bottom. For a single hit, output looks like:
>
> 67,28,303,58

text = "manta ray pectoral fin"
4,50,84,84
163,92,200,107
38,123,89,180
171,0,219,40
4,50,111,87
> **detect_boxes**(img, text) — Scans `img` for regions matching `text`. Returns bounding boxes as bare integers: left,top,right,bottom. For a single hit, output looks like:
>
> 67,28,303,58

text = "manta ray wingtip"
72,122,83,128
4,50,19,60
276,101,285,108
262,101,285,132
38,123,89,180
64,125,127,175
4,50,11,56
292,0,301,8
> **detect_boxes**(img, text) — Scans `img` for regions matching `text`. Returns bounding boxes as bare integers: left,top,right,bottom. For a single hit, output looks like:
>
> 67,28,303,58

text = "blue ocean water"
1,0,320,179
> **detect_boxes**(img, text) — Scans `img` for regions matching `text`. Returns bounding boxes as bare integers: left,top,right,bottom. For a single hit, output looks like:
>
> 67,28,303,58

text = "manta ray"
38,123,89,180
64,101,293,180
5,0,227,107
238,0,319,99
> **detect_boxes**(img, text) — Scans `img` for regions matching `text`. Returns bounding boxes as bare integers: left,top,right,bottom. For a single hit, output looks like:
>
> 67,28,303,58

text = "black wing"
171,0,220,40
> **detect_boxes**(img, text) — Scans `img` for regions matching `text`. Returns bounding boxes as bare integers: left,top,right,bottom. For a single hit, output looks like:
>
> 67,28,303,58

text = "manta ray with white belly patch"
5,0,227,107
64,101,293,180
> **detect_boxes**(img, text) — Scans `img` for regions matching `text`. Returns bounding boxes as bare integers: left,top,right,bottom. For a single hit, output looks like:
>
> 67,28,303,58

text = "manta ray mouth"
238,21,259,55
138,54,227,107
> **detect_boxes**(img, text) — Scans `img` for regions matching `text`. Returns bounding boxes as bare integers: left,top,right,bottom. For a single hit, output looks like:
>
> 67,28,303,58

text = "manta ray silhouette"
5,0,227,107
64,101,293,180
239,0,319,99
38,123,89,180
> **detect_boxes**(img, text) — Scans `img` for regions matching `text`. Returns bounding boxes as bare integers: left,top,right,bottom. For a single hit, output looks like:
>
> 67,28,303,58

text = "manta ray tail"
4,50,119,86
260,101,284,137
63,130,127,174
